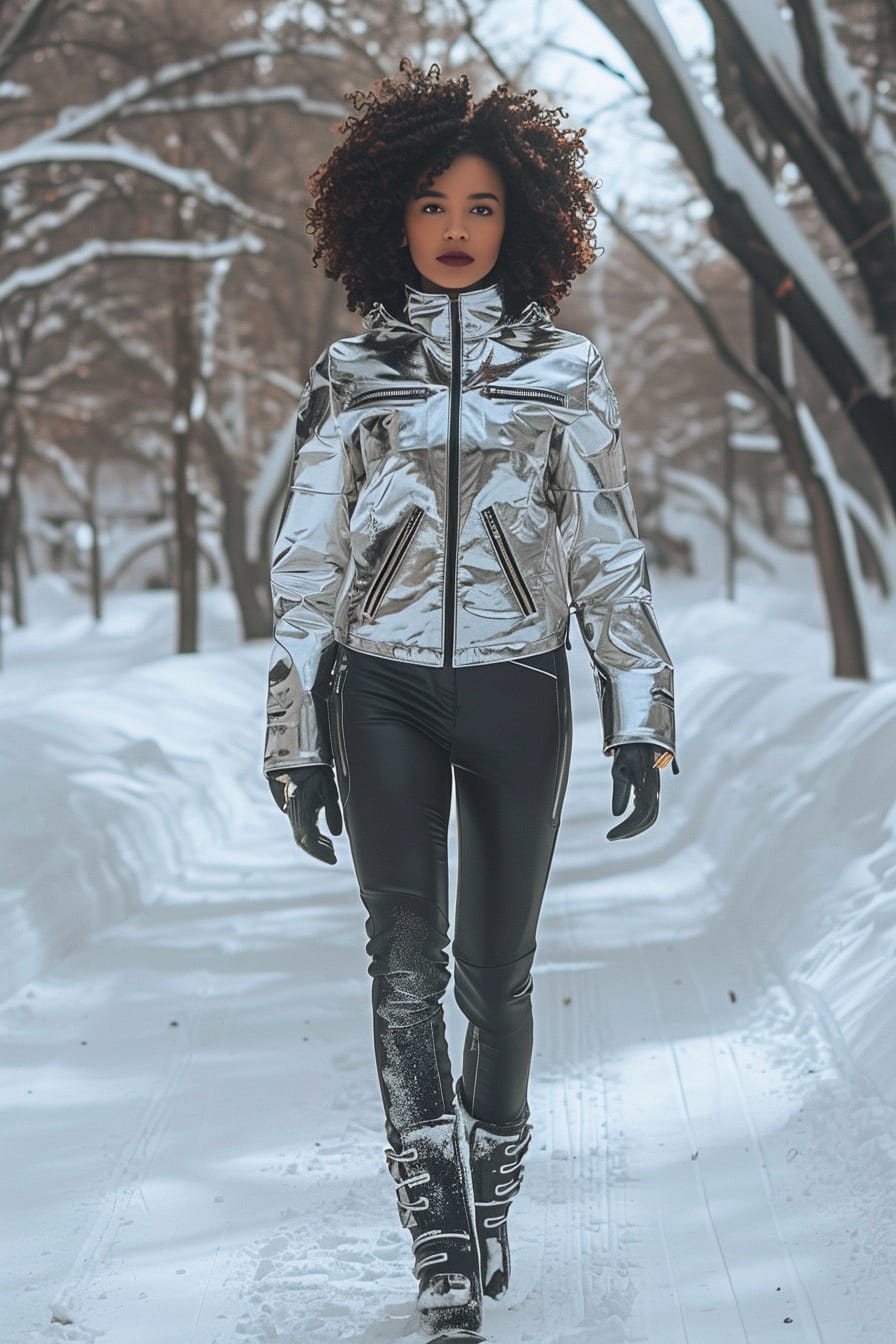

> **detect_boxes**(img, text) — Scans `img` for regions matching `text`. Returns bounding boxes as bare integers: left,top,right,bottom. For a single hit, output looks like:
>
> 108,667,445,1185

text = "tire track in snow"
25,974,211,1342
676,936,825,1344
676,913,895,1342
635,940,753,1344
521,887,637,1343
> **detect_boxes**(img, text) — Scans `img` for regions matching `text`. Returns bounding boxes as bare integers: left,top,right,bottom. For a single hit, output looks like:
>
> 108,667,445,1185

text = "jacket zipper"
345,384,435,411
481,382,568,407
480,505,536,616
442,295,462,667
360,504,425,620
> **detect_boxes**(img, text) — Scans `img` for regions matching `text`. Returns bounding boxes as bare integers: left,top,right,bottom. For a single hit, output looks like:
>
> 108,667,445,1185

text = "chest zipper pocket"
361,504,426,621
346,384,436,411
480,505,537,617
482,383,568,408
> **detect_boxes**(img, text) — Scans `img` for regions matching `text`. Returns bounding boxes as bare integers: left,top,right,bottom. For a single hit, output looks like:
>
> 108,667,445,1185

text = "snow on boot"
384,1108,483,1336
456,1081,533,1300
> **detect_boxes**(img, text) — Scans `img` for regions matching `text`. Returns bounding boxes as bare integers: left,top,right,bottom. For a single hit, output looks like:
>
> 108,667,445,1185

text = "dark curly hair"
305,57,599,320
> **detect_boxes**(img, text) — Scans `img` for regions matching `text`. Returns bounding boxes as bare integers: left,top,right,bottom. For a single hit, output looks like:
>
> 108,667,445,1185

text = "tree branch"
577,0,896,501
0,0,56,75
0,141,283,230
0,233,263,306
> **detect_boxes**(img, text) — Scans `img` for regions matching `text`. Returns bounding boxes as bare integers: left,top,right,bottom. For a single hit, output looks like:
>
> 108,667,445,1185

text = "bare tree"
0,0,345,651
577,0,896,509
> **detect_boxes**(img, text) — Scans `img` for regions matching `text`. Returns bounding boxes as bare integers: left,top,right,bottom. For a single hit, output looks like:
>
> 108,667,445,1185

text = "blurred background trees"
0,0,892,675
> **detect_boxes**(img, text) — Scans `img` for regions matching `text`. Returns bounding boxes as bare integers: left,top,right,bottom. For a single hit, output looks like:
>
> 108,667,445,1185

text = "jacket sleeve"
263,346,357,776
547,341,676,760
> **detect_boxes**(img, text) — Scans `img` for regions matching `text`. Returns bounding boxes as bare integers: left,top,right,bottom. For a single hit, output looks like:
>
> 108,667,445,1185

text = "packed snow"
2,517,895,1342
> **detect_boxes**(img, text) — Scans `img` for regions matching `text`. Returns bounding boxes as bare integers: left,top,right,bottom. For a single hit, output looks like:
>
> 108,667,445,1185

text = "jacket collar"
362,281,549,341
362,280,507,343
403,281,506,343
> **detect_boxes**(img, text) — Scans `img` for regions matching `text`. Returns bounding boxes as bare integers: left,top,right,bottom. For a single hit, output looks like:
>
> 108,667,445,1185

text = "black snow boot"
456,1080,533,1300
384,1106,483,1336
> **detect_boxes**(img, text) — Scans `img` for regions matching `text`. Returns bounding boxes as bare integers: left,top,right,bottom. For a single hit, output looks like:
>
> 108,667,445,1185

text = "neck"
412,267,500,297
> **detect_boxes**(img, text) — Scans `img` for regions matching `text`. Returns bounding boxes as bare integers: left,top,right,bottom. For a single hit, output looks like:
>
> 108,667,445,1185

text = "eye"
472,205,493,215
421,203,442,213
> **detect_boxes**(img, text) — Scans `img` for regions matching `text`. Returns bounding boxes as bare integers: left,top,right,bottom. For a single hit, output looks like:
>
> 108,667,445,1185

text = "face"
402,152,506,294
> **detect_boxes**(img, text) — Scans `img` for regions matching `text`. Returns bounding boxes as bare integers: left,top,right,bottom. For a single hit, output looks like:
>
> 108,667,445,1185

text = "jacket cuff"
596,667,676,758
263,719,333,777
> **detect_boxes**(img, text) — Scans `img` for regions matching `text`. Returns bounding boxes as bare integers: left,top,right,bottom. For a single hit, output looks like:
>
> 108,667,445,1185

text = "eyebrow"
413,189,501,201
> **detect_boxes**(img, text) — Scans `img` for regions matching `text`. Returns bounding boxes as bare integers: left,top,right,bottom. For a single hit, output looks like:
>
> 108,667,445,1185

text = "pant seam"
453,946,537,972
471,1024,482,1114
510,659,557,679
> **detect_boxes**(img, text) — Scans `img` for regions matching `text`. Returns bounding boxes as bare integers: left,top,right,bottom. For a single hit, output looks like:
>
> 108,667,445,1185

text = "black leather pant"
327,641,572,1147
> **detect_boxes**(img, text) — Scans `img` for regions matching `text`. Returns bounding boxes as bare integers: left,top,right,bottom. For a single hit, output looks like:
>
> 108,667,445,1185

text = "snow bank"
0,579,262,1001
664,591,896,1104
2,565,894,1106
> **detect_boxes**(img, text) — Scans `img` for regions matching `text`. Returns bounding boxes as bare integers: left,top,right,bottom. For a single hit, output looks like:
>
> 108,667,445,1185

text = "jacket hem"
603,731,677,758
337,626,568,666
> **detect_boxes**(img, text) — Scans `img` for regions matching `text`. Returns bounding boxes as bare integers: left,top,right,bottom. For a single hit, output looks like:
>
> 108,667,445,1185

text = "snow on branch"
0,234,263,306
0,142,283,230
704,0,896,328
198,258,231,386
704,0,853,185
117,86,346,123
795,0,896,210
4,184,106,251
25,39,342,149
582,0,893,491
31,441,89,504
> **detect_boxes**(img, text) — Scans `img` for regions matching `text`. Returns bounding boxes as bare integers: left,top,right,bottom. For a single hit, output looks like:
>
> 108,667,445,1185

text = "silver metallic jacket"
264,280,675,775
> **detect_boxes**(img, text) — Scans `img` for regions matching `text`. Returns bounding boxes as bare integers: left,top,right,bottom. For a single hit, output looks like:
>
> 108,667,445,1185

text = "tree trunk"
85,456,103,622
755,294,869,676
8,479,25,626
170,192,199,654
719,38,870,678
0,405,29,668
199,425,271,639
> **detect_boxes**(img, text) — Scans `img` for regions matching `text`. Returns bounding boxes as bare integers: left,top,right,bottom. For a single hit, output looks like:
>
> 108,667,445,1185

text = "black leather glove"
607,744,676,842
267,765,343,865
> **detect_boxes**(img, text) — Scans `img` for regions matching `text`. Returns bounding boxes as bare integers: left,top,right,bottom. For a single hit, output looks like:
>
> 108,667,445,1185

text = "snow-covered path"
3,568,895,1343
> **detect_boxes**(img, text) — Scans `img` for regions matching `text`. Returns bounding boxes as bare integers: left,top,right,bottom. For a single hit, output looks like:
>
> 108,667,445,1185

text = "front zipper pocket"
345,384,436,411
480,505,537,616
328,648,350,796
360,504,426,620
481,382,568,408
551,672,572,825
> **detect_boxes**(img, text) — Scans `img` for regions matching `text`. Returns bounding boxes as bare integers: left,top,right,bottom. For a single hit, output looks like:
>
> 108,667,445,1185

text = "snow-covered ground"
2,530,895,1343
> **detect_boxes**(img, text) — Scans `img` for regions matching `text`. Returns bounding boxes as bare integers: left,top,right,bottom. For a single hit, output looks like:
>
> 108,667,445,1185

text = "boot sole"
424,1332,486,1343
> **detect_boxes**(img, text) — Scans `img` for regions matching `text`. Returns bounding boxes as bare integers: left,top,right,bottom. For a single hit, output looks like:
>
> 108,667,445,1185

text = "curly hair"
305,57,599,320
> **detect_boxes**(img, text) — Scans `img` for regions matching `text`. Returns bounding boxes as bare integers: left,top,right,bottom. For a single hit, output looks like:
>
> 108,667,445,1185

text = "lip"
437,253,474,265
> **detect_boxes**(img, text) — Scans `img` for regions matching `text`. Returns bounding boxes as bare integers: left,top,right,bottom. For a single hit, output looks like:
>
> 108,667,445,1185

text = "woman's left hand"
607,744,665,841
267,765,343,864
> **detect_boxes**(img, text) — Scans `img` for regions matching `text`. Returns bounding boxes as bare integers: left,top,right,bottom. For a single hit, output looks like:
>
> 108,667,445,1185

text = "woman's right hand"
267,765,343,865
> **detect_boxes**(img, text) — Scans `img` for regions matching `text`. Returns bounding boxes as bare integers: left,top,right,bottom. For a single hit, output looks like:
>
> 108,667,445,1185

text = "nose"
442,217,468,240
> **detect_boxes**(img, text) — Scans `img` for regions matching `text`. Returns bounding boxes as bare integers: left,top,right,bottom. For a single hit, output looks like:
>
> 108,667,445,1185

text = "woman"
264,58,677,1341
